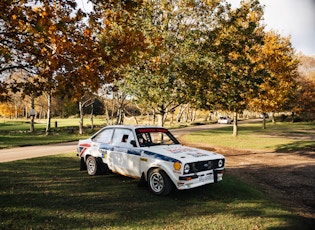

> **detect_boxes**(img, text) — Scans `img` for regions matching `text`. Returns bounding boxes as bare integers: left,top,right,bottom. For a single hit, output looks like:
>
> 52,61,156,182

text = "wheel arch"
146,165,176,187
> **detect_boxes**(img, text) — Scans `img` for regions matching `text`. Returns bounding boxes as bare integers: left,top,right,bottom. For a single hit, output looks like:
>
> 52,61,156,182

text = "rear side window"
112,128,134,147
93,128,114,144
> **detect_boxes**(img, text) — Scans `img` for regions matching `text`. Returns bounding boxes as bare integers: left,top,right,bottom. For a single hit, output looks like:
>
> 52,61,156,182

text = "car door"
107,128,141,178
90,128,114,164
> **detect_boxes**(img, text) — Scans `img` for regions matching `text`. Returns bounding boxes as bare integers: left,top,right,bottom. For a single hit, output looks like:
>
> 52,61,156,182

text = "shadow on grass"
275,141,315,158
226,163,315,228
0,155,313,229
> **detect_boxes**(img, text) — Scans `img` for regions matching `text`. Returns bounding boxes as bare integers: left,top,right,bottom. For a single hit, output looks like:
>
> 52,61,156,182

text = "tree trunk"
146,111,150,125
272,111,276,125
184,104,190,122
158,105,166,127
115,107,124,125
90,103,94,131
133,115,139,125
191,109,197,122
233,111,238,136
159,113,165,127
291,112,295,123
30,96,35,133
79,101,84,135
168,109,172,125
152,110,156,125
45,93,51,136
24,105,28,119
177,104,188,122
104,103,110,125
262,113,266,129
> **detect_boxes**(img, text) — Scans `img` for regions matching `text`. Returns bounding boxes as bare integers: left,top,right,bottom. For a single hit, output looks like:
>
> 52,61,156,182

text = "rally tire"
86,156,101,176
148,168,173,195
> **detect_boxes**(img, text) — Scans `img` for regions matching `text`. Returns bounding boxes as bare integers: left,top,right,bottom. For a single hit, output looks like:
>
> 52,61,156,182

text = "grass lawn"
0,153,311,229
0,117,107,131
181,122,315,152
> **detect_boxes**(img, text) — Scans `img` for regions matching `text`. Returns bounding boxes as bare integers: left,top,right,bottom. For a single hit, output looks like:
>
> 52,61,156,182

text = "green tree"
176,0,225,111
123,0,200,126
210,0,266,136
90,0,149,80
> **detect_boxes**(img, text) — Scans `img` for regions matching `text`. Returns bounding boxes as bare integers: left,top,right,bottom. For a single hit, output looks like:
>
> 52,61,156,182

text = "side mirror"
130,140,137,147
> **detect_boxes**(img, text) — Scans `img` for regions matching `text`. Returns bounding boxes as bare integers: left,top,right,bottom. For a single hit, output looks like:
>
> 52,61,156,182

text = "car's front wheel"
148,168,173,195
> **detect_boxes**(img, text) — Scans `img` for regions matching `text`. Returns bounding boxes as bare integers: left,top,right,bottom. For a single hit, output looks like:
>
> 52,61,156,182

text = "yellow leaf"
42,11,47,18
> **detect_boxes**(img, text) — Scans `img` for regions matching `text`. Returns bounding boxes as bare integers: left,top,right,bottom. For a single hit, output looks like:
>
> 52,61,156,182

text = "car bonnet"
141,144,224,163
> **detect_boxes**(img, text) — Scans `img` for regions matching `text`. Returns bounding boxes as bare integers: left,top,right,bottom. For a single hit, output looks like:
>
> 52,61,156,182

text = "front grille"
193,161,210,172
184,159,224,174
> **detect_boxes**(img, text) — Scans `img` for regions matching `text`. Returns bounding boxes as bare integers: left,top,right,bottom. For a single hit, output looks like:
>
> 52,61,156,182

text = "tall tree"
89,0,149,80
84,0,152,126
294,55,315,119
249,31,299,127
123,0,200,126
210,0,266,136
1,0,104,134
1,0,37,74
176,0,225,111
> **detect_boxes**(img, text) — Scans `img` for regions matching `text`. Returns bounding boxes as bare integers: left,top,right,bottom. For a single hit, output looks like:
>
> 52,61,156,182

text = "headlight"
184,164,190,174
173,161,181,171
218,159,224,168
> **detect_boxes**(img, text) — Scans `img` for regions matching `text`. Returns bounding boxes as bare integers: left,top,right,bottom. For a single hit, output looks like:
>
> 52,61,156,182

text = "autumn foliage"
1,0,314,127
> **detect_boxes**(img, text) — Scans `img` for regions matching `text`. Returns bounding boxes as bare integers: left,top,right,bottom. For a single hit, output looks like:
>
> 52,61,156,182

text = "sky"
77,0,315,56
228,0,315,56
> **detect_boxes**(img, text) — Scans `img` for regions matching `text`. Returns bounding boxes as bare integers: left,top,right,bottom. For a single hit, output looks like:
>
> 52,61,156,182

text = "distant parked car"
77,125,225,195
218,116,232,124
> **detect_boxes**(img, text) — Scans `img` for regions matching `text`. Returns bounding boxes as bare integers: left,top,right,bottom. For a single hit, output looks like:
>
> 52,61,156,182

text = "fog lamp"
173,161,181,171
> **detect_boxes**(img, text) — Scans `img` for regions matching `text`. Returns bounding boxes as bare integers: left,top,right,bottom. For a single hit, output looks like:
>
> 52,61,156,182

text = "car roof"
101,125,168,130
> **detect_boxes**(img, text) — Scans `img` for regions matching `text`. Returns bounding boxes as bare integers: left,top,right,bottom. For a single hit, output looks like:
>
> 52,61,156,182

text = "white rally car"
77,125,225,195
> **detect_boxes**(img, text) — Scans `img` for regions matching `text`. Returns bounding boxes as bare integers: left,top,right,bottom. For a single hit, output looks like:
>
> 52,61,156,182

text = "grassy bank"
0,153,311,229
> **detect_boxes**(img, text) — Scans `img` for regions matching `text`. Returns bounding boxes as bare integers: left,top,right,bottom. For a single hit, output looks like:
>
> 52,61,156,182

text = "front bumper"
176,169,224,190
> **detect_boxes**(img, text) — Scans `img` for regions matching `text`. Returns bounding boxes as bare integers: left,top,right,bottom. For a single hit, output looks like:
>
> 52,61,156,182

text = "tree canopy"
1,0,310,133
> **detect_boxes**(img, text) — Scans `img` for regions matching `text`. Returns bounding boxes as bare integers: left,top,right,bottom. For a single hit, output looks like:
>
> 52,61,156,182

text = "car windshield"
135,128,180,147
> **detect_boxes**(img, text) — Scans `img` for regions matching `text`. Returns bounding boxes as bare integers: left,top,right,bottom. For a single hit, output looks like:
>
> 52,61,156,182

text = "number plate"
199,171,214,182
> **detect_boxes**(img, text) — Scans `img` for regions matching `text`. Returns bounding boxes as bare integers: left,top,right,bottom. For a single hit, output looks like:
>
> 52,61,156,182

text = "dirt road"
0,141,77,163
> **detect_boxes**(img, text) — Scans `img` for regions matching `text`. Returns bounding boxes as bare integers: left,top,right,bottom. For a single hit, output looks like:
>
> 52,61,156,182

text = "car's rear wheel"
86,156,101,176
148,168,173,195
